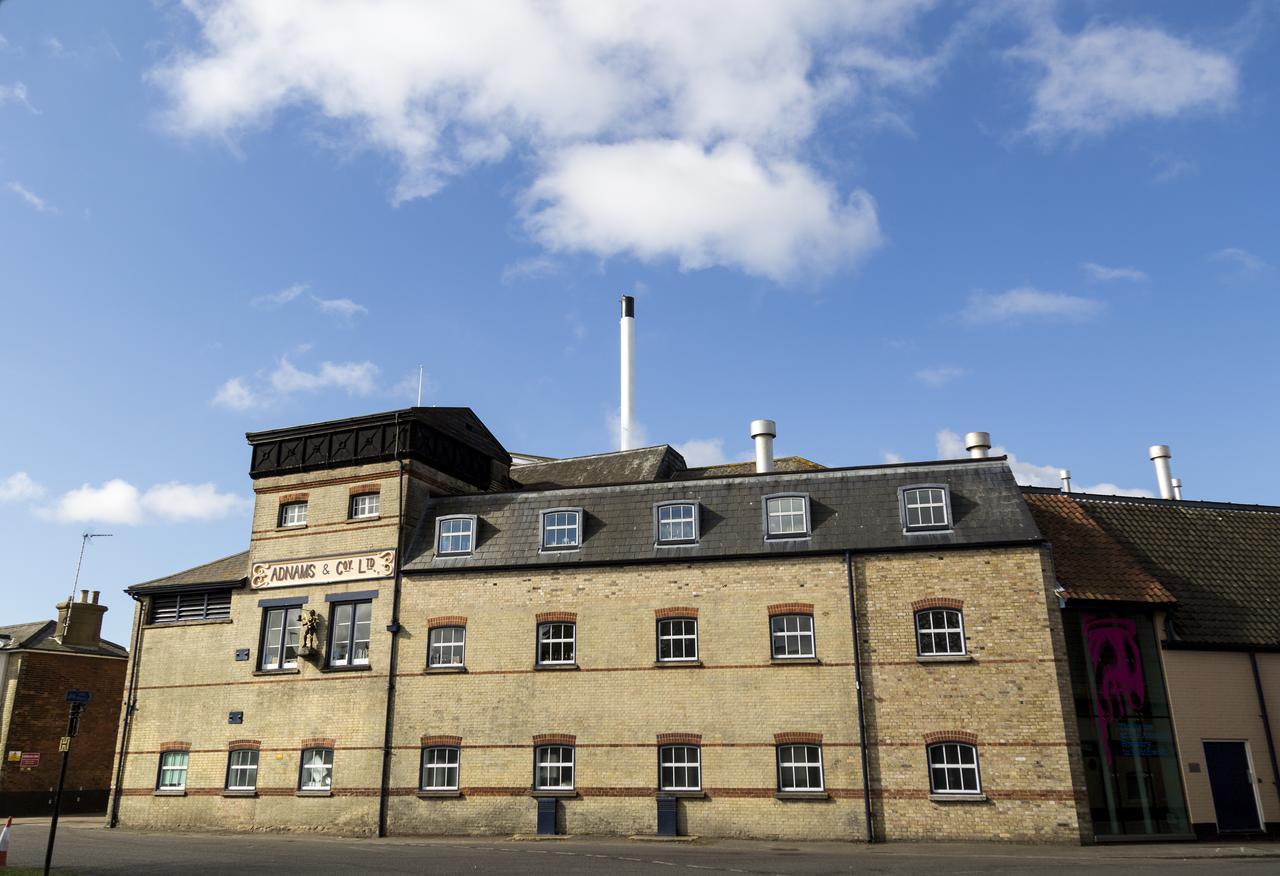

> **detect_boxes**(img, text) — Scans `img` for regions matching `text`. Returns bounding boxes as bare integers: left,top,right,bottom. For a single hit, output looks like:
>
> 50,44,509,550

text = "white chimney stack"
964,431,991,459
751,419,776,474
1171,477,1183,500
619,295,635,451
1060,469,1072,493
1149,444,1175,500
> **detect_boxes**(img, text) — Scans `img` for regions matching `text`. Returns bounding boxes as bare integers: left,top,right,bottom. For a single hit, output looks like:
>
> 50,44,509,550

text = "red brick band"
349,483,382,495
278,493,309,504
160,741,190,752
924,730,978,746
774,732,822,745
301,737,336,748
655,607,699,619
228,739,261,750
421,735,462,747
656,733,702,746
767,602,814,617
427,615,467,629
536,611,577,624
912,597,964,612
533,733,576,746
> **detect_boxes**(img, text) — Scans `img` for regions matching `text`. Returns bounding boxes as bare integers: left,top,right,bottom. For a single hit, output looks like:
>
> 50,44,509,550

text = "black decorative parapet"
246,408,509,489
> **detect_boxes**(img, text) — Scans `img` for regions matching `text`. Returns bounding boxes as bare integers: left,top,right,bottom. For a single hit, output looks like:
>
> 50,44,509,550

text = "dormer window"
278,501,307,528
763,494,809,539
436,515,477,556
900,486,951,532
541,509,582,551
655,502,698,545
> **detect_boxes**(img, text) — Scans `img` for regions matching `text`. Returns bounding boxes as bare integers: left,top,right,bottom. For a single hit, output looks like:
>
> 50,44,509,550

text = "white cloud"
0,472,45,502
1082,262,1146,283
881,451,906,464
312,296,368,321
7,181,57,214
674,438,730,468
961,286,1103,325
1016,22,1237,139
1151,153,1194,184
211,377,260,411
251,282,307,308
934,429,1151,497
914,365,968,387
1211,247,1268,275
525,139,881,281
269,356,379,396
152,1,948,281
44,479,249,525
0,81,39,114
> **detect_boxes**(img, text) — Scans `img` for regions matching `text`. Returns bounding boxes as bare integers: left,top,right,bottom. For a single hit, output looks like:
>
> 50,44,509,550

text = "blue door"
1203,741,1262,833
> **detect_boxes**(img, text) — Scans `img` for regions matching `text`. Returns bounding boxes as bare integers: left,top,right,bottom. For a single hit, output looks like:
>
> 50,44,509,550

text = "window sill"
296,790,332,797
929,793,987,803
320,664,372,673
657,790,706,799
654,541,698,549
253,668,300,677
424,665,468,674
530,789,578,798
916,654,973,664
434,553,473,560
222,790,257,798
764,535,811,543
534,663,580,671
346,516,380,524
770,657,821,665
153,789,186,797
417,789,462,798
538,547,581,555
145,618,233,629
775,791,830,800
276,524,308,531
903,528,954,536
653,660,703,669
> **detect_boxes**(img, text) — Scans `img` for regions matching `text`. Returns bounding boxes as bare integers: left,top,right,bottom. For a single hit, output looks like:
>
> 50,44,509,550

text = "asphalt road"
5,818,1280,875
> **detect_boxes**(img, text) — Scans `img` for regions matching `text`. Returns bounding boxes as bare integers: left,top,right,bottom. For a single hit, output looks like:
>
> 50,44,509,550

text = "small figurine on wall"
298,609,322,658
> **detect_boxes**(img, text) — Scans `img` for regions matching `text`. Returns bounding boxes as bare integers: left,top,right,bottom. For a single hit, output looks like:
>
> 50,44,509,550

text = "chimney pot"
1059,469,1072,493
80,589,89,603
751,419,777,474
91,590,100,605
964,431,991,459
1171,477,1183,500
1148,444,1175,499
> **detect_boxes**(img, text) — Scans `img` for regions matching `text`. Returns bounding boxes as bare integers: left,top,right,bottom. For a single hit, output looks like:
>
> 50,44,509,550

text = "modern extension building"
108,409,1091,841
1,592,127,815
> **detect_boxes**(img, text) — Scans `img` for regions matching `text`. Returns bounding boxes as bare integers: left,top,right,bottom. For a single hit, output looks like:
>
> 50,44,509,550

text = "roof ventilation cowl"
964,431,991,459
1148,444,1175,500
751,419,777,474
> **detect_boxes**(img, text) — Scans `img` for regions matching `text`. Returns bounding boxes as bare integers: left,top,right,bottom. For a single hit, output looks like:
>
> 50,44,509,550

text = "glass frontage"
1063,609,1190,838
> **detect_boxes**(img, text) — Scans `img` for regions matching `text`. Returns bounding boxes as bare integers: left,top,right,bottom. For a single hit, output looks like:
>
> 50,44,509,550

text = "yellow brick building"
110,408,1088,842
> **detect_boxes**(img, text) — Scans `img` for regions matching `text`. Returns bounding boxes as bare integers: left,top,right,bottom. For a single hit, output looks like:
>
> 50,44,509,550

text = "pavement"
3,816,1280,874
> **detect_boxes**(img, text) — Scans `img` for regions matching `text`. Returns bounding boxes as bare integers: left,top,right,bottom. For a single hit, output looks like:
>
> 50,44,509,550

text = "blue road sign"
65,690,92,704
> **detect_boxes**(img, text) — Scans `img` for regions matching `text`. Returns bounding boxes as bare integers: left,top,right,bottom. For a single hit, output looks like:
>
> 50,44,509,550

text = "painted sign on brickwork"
251,550,395,589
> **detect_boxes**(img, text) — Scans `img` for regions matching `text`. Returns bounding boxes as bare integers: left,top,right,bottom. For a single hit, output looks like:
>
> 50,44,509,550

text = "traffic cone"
0,815,11,868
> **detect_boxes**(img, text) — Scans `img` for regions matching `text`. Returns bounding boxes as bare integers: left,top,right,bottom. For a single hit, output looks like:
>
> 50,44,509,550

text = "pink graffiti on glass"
1082,614,1146,766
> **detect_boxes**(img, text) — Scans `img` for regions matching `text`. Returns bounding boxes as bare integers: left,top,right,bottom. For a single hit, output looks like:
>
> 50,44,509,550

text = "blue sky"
2,1,1276,645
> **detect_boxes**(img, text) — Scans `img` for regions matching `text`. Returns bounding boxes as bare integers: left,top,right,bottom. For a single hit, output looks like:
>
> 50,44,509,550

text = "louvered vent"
149,590,232,624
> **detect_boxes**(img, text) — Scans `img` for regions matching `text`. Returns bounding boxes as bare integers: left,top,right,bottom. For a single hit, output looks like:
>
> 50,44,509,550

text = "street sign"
65,690,92,704
59,737,71,753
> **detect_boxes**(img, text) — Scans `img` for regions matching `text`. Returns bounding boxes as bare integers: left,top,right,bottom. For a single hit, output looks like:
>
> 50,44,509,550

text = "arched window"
916,608,965,656
927,742,981,795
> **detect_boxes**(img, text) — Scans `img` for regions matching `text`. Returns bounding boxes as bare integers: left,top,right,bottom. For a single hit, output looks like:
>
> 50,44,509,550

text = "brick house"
110,408,1089,841
1,592,128,815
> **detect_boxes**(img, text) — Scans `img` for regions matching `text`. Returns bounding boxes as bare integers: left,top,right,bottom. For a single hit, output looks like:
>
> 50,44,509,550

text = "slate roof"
677,456,826,480
1022,491,1175,605
127,551,250,594
0,619,127,658
511,446,687,489
1024,488,1280,649
405,457,1040,572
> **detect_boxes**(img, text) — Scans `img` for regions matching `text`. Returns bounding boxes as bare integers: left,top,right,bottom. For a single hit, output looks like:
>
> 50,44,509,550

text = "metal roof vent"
751,419,776,473
1060,469,1072,493
1148,444,1176,500
964,432,991,459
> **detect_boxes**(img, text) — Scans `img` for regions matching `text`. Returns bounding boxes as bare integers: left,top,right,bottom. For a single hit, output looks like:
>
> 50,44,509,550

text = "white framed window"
535,745,575,790
928,743,981,795
299,747,334,791
436,515,476,556
764,495,809,539
541,509,581,550
329,600,372,667
916,609,965,656
777,744,824,792
421,747,460,791
659,745,701,791
770,614,815,659
428,626,466,667
655,502,698,544
226,749,259,791
901,486,951,531
657,618,698,662
349,492,380,520
279,501,307,528
260,607,302,670
537,622,576,665
157,750,188,790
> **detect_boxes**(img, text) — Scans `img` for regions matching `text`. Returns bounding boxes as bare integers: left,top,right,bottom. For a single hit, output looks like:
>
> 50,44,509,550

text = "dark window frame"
653,500,700,546
899,484,953,533
326,599,373,668
258,605,303,671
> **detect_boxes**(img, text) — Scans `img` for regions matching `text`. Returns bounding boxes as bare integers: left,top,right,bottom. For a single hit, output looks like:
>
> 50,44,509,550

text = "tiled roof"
406,457,1040,572
510,446,687,489
128,551,250,594
0,619,127,658
677,456,825,479
1022,491,1175,604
